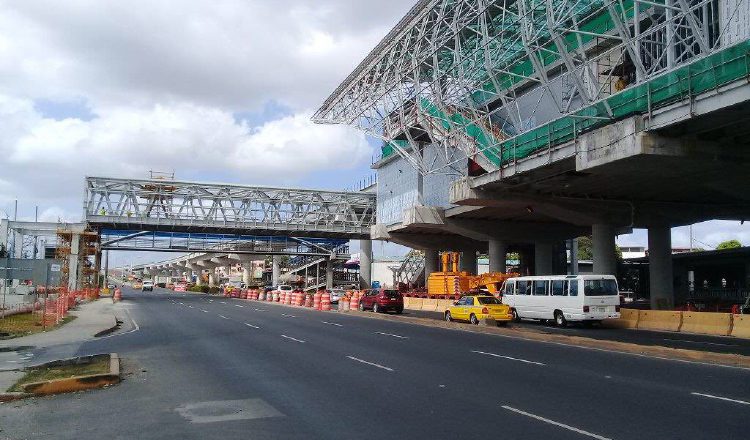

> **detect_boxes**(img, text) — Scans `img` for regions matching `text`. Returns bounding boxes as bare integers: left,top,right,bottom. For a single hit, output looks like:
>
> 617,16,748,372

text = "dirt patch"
7,355,110,393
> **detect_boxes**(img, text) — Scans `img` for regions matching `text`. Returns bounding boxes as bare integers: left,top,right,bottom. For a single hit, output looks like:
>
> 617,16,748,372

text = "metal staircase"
392,250,425,288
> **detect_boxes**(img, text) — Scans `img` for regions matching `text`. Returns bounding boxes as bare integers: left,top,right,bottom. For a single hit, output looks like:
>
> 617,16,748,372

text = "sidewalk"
0,300,121,392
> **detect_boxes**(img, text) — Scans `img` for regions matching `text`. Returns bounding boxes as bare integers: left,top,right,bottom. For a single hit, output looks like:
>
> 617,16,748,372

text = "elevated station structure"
315,0,750,308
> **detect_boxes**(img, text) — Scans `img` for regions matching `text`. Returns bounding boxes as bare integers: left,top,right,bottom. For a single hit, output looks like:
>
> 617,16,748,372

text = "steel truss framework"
314,0,749,175
84,177,376,239
99,229,349,256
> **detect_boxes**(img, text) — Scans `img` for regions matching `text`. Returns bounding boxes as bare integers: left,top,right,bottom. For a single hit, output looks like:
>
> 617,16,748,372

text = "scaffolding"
55,226,99,290
314,0,750,176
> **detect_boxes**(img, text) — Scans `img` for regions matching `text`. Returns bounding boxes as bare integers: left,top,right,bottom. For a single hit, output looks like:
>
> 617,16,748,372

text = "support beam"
424,249,439,278
359,239,372,289
326,258,334,289
649,225,674,310
488,240,507,273
460,250,477,274
272,255,281,286
570,239,579,275
534,241,554,275
592,224,617,275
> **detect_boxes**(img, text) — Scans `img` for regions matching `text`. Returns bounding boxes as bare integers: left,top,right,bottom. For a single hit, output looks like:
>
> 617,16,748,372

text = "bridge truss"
314,0,749,175
84,177,376,239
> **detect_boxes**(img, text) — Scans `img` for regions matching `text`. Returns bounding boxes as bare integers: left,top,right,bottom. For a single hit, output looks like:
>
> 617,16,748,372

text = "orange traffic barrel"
321,291,331,311
313,291,322,310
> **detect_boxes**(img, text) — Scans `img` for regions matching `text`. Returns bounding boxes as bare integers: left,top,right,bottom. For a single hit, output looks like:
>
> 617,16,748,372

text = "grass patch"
0,314,76,339
7,355,110,392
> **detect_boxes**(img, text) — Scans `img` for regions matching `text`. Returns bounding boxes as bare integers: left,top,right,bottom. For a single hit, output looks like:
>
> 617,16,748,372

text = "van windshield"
584,279,618,296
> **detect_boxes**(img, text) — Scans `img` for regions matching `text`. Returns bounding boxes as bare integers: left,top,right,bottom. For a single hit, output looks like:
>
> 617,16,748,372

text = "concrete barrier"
404,297,423,311
731,314,750,339
637,310,682,332
680,311,732,336
436,299,454,313
422,299,438,312
602,308,639,329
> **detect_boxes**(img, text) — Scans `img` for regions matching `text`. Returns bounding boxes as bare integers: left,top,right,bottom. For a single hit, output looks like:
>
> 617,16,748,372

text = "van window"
551,280,566,296
569,280,579,296
516,281,528,295
533,280,548,296
584,279,618,296
503,281,514,296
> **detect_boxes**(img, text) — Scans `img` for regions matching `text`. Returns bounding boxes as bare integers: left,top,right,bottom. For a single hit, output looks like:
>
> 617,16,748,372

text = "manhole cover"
175,398,283,423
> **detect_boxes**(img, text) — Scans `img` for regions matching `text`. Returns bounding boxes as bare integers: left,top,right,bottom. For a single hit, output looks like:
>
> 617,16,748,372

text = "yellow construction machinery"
426,251,517,297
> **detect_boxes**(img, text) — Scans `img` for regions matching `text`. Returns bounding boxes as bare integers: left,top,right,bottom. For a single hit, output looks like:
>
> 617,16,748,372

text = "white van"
501,275,620,327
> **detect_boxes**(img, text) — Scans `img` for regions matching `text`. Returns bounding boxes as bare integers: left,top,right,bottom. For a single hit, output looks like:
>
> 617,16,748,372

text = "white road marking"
220,301,227,304
281,335,305,343
201,309,209,313
471,350,545,366
218,315,229,320
691,392,750,405
375,331,408,339
663,338,738,347
179,302,184,305
321,321,343,327
346,356,394,372
245,323,260,329
501,406,612,440
281,314,297,318
188,305,194,308
254,308,266,312
234,304,244,308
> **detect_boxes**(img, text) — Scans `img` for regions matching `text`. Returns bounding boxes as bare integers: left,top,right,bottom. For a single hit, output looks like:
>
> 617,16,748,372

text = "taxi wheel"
445,311,452,322
511,309,520,322
469,314,479,325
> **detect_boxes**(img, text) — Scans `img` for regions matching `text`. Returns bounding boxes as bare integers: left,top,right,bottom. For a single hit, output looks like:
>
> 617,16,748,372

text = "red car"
358,289,404,314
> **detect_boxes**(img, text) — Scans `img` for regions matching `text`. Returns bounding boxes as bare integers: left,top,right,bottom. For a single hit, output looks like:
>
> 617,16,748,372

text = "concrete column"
648,225,674,310
195,270,203,286
534,241,554,275
423,249,439,277
103,250,109,287
242,265,251,286
208,268,217,287
359,239,372,289
326,258,334,289
272,255,281,285
570,238,579,275
592,224,617,275
488,240,507,273
67,232,81,291
460,250,477,274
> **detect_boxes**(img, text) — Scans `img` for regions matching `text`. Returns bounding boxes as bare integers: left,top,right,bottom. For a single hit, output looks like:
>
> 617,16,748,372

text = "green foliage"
716,239,742,250
576,236,622,261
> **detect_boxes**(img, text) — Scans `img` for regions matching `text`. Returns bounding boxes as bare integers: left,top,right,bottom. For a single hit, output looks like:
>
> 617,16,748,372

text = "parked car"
142,281,154,292
278,285,293,296
359,289,403,314
328,288,346,304
444,295,512,326
107,284,116,289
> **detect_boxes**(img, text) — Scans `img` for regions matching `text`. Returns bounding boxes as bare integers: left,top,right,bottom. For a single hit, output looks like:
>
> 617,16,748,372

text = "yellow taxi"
444,295,513,326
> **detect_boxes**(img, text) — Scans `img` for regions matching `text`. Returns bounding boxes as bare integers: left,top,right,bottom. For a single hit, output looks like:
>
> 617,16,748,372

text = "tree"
576,236,623,260
716,239,742,250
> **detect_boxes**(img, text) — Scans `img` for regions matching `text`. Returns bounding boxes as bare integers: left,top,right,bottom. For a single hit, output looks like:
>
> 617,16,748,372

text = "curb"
0,353,120,401
94,317,122,337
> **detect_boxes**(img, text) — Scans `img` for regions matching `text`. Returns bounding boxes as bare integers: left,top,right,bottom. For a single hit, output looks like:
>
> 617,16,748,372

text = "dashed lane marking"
281,314,297,318
321,321,343,327
235,304,244,308
218,315,229,320
280,335,305,343
691,392,750,405
346,356,393,372
245,323,260,329
375,331,408,339
501,406,612,440
471,350,545,366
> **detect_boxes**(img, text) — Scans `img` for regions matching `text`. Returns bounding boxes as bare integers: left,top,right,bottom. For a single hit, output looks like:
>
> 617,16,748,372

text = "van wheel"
511,309,520,322
445,311,452,322
470,314,479,325
554,311,567,327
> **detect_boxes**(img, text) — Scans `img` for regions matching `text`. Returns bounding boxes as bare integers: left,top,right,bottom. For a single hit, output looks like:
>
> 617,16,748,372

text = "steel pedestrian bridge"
84,176,376,239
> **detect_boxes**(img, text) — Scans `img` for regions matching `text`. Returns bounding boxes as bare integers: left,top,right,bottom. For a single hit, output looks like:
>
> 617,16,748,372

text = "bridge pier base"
592,224,618,275
423,249,439,280
460,250,477,274
488,240,507,273
272,256,281,286
359,239,372,289
534,241,554,275
649,225,674,310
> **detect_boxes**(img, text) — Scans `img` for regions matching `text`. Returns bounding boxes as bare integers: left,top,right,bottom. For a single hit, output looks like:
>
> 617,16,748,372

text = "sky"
1,0,748,268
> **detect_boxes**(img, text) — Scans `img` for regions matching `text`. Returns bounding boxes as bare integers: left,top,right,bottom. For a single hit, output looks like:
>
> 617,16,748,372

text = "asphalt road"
404,309,750,356
1,286,748,440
